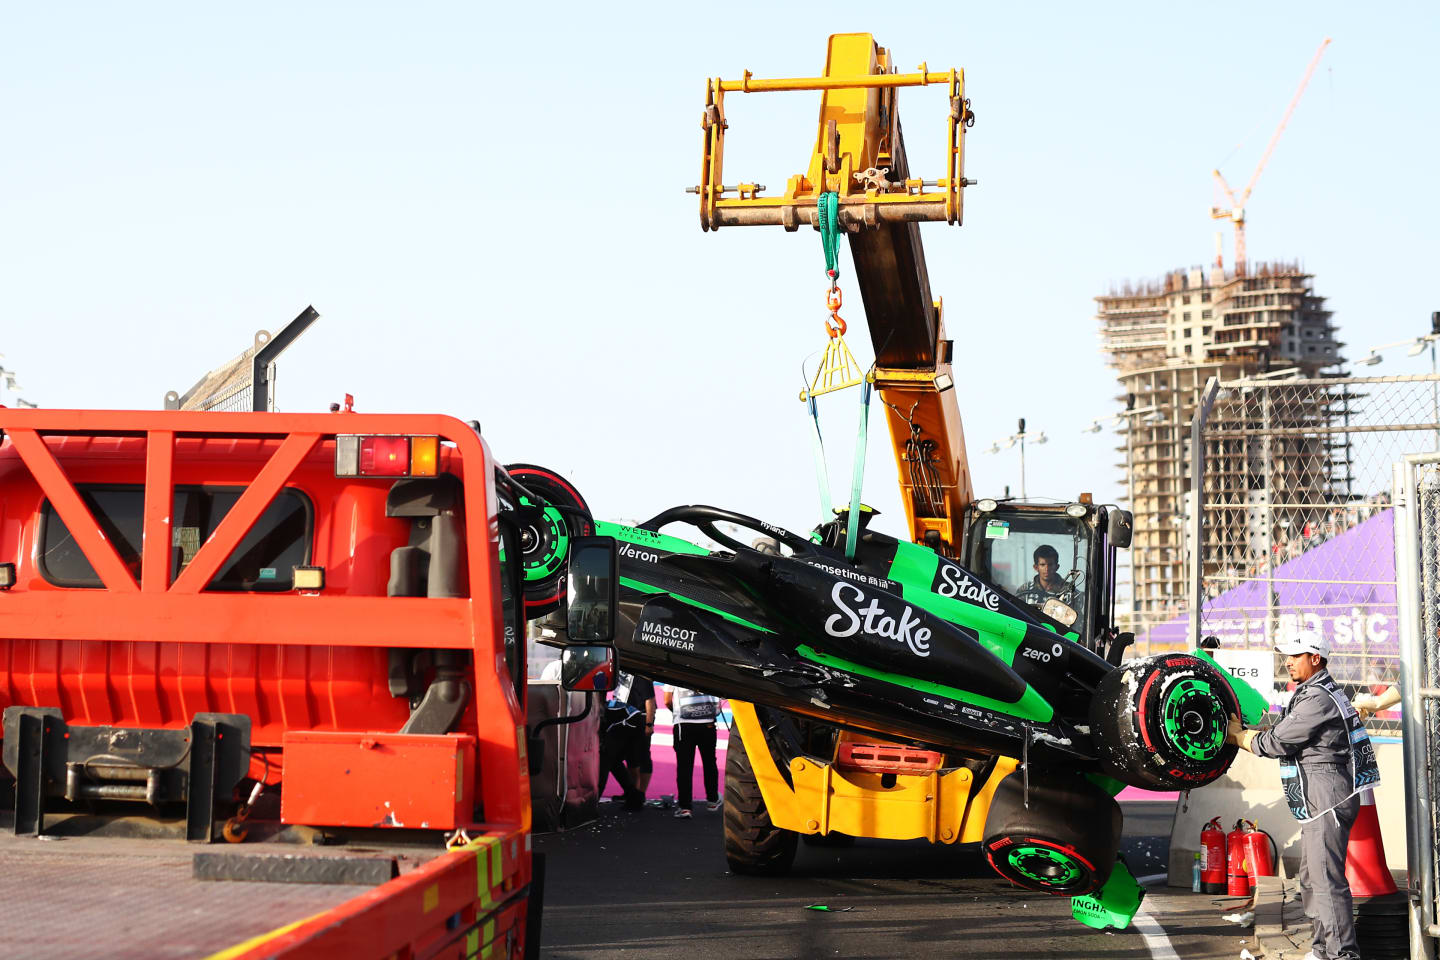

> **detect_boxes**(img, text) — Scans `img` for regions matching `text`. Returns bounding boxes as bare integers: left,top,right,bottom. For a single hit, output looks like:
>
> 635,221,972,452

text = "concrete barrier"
1167,741,1406,886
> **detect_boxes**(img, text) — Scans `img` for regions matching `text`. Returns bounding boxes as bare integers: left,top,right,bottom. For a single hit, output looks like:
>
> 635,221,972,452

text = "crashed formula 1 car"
514,470,1251,899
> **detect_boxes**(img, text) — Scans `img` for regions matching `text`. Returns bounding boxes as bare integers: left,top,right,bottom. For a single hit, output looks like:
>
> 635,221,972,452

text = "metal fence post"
1189,377,1220,649
1397,456,1438,955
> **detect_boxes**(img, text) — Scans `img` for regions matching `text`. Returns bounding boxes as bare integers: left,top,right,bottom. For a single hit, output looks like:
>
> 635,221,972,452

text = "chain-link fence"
1394,452,1439,955
1183,374,1440,731
164,330,267,412
163,308,318,413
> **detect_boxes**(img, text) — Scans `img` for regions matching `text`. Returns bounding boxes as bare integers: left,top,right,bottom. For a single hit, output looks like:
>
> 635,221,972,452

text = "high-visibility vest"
674,689,720,722
1279,673,1381,822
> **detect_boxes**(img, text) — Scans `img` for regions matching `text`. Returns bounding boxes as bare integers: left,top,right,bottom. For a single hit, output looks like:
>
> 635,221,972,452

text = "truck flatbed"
0,832,386,958
0,817,527,959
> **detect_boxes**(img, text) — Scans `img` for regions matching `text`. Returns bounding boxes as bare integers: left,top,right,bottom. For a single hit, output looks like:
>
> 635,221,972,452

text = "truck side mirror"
1107,509,1133,549
559,645,616,692
566,536,618,644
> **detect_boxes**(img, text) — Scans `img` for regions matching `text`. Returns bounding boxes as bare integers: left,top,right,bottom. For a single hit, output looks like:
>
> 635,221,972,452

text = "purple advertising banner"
1141,510,1397,682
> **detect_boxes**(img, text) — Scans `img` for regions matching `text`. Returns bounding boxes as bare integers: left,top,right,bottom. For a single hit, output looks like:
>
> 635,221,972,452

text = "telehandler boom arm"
696,33,975,554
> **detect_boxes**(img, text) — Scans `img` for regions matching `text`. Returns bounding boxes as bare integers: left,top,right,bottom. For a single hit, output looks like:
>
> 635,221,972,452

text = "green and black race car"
508,465,1262,899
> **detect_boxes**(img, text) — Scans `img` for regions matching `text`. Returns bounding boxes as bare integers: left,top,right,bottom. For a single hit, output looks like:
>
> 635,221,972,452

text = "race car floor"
536,799,1249,959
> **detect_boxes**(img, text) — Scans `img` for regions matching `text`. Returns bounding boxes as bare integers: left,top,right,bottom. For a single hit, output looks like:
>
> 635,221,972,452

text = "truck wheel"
982,770,1120,897
1089,654,1239,791
723,731,797,876
504,464,594,619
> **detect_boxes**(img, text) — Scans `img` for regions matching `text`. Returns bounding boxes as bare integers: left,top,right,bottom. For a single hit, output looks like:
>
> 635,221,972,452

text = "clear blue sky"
2,2,1436,537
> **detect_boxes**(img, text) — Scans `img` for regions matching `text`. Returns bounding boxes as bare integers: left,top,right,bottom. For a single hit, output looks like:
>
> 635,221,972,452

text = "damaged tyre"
981,770,1120,897
1090,653,1239,791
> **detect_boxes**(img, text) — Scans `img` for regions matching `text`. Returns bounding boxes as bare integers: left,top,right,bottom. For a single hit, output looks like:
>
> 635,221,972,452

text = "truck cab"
960,496,1134,664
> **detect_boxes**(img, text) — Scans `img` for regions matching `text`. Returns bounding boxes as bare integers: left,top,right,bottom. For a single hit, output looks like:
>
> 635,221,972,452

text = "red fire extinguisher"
1226,819,1251,897
1200,817,1228,894
1242,820,1277,887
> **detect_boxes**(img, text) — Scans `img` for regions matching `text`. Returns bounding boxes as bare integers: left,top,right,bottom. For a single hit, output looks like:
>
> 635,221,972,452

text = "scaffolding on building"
1096,262,1343,633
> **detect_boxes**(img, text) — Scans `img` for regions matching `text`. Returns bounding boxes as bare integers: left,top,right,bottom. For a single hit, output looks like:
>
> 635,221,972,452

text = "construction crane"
1210,37,1331,274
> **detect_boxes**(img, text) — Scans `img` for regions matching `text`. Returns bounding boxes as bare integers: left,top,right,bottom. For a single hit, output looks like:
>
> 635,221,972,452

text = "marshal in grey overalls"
1251,669,1378,960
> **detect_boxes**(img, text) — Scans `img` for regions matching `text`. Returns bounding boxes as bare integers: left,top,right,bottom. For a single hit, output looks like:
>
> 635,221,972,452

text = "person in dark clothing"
665,685,722,819
615,672,657,798
1228,630,1379,960
598,698,646,810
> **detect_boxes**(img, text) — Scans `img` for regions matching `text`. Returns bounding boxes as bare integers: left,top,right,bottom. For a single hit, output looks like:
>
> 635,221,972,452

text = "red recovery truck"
0,405,618,958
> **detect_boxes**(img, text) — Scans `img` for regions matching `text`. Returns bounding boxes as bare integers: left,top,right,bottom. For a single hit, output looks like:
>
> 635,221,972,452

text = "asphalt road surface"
536,799,1246,960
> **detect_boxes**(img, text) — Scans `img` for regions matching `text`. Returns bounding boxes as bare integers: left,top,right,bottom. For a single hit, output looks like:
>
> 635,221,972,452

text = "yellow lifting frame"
698,33,972,232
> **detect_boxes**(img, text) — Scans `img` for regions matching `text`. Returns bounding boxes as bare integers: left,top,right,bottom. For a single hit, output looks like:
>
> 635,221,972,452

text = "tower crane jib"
1209,37,1331,274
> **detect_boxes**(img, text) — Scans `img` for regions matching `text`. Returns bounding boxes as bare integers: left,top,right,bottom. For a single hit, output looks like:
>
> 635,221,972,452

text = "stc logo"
824,582,932,658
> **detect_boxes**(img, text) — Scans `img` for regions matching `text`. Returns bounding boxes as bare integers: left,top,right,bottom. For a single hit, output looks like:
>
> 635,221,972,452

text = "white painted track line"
1133,900,1182,960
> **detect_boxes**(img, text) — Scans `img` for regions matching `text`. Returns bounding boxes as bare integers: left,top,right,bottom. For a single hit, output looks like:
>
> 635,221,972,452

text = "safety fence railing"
1173,373,1440,734
163,306,317,412
1394,452,1440,954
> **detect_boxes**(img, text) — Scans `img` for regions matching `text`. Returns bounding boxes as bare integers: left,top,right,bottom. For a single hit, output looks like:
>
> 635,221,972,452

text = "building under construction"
1096,261,1346,626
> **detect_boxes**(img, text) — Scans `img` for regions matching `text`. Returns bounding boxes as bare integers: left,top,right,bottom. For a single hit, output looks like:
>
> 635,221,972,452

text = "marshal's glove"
1353,685,1401,721
1225,715,1257,753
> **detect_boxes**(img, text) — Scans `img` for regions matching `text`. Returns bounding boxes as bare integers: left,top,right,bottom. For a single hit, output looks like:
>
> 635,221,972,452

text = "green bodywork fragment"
1071,858,1144,931
1085,772,1127,797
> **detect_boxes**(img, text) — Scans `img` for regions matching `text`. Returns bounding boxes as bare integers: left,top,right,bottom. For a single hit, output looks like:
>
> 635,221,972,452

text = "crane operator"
1015,544,1084,623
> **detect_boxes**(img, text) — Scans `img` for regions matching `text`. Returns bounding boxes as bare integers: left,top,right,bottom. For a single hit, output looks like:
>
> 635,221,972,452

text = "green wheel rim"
1160,677,1226,762
1006,845,1082,887
518,498,569,582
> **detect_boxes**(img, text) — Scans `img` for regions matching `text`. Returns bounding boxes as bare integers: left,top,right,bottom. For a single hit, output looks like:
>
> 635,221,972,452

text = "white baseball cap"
1276,629,1330,658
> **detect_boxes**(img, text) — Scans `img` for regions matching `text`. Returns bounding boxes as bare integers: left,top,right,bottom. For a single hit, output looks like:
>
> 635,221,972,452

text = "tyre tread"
722,733,797,876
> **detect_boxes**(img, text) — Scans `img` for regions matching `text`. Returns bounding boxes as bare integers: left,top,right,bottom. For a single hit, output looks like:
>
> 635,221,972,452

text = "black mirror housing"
566,536,618,644
1107,509,1134,549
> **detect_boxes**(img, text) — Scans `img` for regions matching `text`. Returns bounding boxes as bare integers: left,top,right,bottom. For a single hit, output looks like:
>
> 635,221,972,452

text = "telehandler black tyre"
981,769,1120,897
723,730,798,876
1089,653,1240,791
